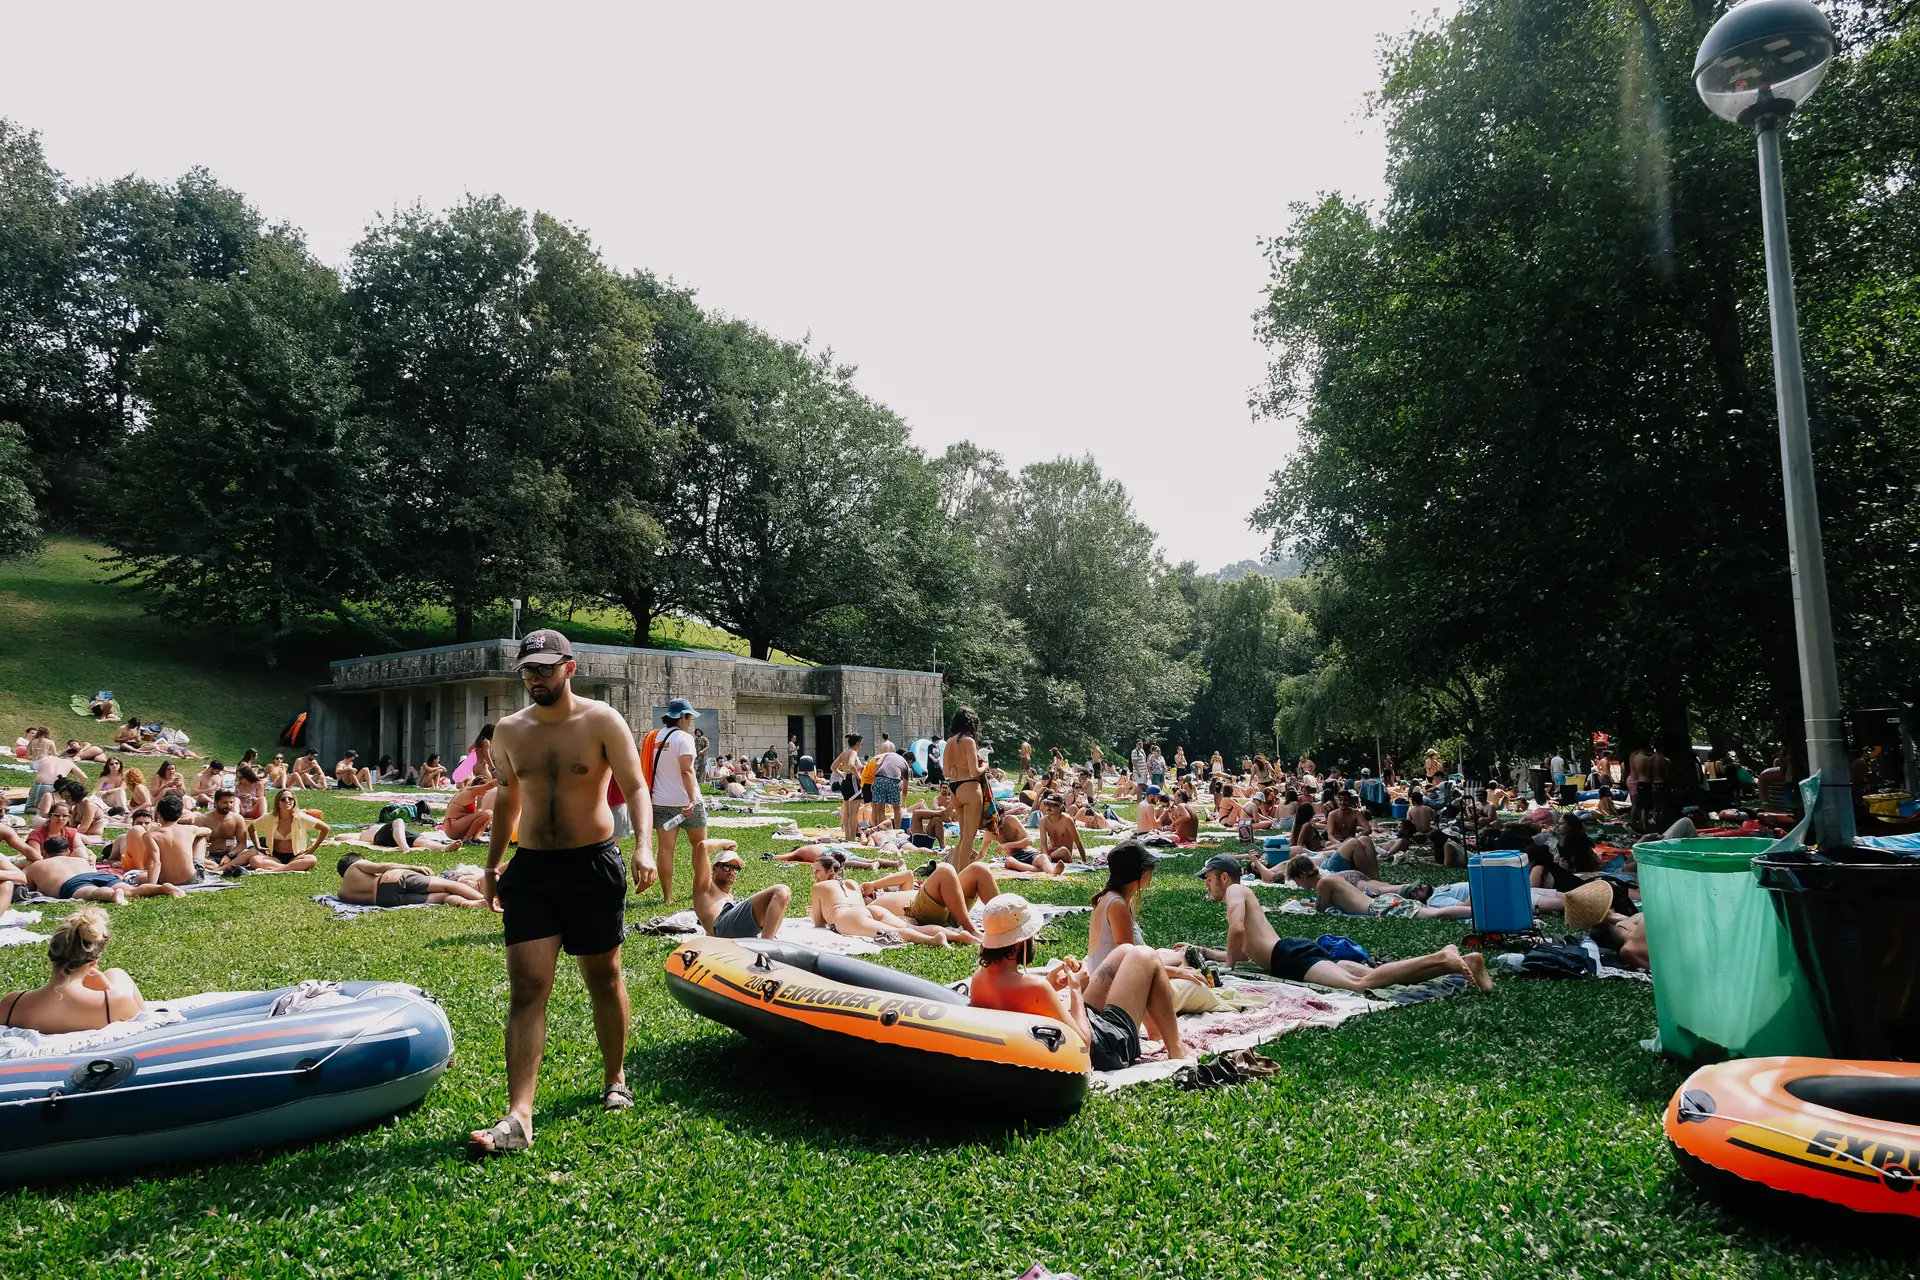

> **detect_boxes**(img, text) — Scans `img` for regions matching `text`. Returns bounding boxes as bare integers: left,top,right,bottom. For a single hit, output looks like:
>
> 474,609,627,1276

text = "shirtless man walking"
470,630,657,1158
1627,743,1656,831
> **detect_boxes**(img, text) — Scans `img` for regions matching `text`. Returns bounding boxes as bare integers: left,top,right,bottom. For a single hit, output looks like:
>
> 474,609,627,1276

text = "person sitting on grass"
27,800,96,859
981,806,1036,860
1164,790,1200,845
1318,833,1381,880
289,750,328,789
693,842,792,940
335,852,487,908
25,838,184,903
866,859,1001,943
0,853,23,911
969,895,1189,1071
190,760,225,808
907,784,956,849
420,753,449,788
55,777,109,839
1012,794,1083,875
239,788,329,873
145,793,212,886
0,908,144,1033
152,760,193,813
113,716,145,751
769,842,902,871
233,763,266,820
334,751,371,790
441,778,496,844
195,790,255,868
124,766,152,813
106,808,155,867
806,852,968,946
1187,855,1493,993
28,750,85,816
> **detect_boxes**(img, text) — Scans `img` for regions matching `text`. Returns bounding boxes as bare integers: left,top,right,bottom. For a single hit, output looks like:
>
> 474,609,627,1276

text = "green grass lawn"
1,789,1910,1278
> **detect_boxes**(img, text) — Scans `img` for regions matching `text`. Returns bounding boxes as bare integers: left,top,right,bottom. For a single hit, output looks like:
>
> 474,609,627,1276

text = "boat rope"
1681,1103,1914,1180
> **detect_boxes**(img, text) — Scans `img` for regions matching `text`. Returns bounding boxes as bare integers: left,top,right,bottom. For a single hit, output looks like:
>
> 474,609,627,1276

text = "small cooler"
1263,836,1290,867
1467,851,1531,933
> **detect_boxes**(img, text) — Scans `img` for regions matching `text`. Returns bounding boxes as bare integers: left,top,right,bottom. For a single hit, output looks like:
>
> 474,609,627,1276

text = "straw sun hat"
1564,879,1615,932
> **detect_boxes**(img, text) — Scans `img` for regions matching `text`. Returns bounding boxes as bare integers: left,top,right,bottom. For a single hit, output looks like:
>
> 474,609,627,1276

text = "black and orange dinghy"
664,936,1088,1114
1667,1057,1920,1217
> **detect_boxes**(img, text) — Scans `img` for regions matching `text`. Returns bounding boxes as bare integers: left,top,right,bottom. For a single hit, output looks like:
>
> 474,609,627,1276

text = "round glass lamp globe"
1693,0,1836,124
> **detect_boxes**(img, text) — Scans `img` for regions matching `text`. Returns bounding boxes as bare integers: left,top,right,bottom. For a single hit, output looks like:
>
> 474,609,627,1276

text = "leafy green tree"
0,421,42,556
0,122,85,492
1252,0,1920,774
993,455,1197,752
96,234,382,652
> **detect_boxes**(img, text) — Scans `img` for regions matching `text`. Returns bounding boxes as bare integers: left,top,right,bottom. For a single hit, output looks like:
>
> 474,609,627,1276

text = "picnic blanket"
994,863,1101,880
1090,978,1378,1090
311,893,437,920
14,876,237,905
0,928,44,948
336,791,437,808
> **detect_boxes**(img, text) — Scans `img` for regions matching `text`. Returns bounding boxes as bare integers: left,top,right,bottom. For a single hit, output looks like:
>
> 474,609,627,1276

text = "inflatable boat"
665,936,1088,1114
1667,1056,1920,1217
1,982,453,1180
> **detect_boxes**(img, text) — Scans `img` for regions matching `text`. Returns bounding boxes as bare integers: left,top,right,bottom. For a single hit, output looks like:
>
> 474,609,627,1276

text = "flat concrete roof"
327,638,935,679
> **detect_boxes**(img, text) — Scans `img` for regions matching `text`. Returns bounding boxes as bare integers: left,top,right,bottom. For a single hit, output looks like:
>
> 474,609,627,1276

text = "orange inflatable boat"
665,936,1089,1114
1666,1057,1920,1216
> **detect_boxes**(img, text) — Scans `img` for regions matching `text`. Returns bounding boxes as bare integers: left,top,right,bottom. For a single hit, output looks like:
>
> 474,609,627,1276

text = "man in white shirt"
1550,753,1567,788
1130,740,1149,787
647,699,706,904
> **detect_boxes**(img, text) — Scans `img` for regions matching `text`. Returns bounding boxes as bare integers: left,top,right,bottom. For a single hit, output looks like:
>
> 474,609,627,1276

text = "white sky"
3,2,1448,569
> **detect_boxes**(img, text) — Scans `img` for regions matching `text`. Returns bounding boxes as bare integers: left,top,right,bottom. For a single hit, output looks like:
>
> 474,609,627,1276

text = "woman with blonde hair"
0,907,144,1034
124,766,152,812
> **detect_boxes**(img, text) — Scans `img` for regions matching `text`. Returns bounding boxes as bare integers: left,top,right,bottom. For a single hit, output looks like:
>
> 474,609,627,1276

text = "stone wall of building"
315,641,940,774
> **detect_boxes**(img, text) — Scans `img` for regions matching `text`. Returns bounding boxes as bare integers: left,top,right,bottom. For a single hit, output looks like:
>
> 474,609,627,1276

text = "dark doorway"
815,715,835,764
787,715,808,765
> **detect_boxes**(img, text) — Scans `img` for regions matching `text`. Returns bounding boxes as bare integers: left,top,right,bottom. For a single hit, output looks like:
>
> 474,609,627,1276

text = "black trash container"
1527,765,1550,803
1755,849,1920,1061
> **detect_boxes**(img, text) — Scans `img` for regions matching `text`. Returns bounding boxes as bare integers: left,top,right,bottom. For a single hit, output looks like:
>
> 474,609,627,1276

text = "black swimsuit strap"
2,990,22,1028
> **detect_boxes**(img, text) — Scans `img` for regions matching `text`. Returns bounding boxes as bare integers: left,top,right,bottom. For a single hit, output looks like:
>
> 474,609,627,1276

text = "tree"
1179,573,1316,761
349,197,569,639
96,234,382,652
0,121,85,501
993,455,1197,753
1251,0,1920,773
0,421,42,556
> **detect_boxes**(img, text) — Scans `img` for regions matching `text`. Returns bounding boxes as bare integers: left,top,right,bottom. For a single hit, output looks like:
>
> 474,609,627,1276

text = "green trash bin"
1634,837,1830,1063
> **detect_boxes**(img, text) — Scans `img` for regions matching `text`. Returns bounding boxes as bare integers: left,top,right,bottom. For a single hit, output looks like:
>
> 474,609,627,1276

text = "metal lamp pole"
1695,0,1853,848
1754,117,1854,847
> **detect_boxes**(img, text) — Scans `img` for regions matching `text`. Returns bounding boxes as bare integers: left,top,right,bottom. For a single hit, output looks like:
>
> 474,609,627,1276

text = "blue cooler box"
1391,800,1409,820
1467,851,1531,933
1263,836,1290,867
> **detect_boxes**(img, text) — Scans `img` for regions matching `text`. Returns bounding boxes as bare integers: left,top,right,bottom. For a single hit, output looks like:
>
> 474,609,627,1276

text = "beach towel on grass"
1090,979,1378,1091
0,909,42,929
15,876,237,905
631,908,890,956
311,893,437,921
0,928,44,948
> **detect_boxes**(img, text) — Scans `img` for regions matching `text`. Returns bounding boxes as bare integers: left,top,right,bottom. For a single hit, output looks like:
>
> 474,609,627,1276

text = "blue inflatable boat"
0,981,453,1180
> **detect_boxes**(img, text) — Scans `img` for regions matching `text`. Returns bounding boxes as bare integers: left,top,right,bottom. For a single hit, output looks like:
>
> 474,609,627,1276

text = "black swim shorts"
1268,936,1335,983
497,840,627,955
376,870,432,908
1085,1002,1141,1071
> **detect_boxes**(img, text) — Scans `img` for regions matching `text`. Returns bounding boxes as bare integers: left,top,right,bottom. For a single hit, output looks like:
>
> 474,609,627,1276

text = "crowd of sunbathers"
8,702,1679,1056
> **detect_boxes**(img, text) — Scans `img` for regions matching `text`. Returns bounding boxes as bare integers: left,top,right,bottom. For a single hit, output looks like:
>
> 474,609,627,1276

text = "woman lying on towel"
334,853,487,909
805,852,969,946
0,908,143,1034
769,842,902,871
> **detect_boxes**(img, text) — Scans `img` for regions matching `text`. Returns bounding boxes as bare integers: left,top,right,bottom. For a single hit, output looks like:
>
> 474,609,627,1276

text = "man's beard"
528,684,562,707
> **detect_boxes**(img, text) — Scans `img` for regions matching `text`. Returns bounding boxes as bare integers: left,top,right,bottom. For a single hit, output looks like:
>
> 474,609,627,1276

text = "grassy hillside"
0,539,800,761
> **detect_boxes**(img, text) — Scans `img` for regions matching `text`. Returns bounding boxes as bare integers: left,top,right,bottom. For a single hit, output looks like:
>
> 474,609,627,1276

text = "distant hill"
1208,552,1301,582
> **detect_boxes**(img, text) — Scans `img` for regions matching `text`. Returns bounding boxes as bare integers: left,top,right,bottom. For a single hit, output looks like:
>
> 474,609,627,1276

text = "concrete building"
304,639,944,773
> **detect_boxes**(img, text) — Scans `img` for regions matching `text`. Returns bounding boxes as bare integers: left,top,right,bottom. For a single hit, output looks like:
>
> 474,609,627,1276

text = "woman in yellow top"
241,788,330,873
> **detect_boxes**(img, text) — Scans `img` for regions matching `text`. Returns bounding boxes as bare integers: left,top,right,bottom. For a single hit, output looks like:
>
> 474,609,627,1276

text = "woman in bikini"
442,779,496,843
469,725,496,784
234,763,266,820
266,753,289,789
420,753,449,788
940,708,992,869
240,788,329,873
805,853,961,946
95,756,130,816
0,907,144,1035
829,733,864,842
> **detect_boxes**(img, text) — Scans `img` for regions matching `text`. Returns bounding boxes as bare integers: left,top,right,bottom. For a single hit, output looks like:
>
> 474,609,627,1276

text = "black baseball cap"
1198,854,1244,879
516,629,574,668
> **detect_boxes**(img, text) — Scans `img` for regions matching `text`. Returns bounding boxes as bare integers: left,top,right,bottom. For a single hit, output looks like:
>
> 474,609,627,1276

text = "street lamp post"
1694,0,1854,848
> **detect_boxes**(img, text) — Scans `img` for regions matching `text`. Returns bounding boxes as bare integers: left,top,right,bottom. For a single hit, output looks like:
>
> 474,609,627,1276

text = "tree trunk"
750,635,771,661
620,587,656,649
455,605,474,643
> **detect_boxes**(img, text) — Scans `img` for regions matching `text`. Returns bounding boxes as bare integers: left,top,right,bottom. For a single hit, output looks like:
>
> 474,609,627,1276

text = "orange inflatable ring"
665,936,1088,1115
1667,1056,1920,1217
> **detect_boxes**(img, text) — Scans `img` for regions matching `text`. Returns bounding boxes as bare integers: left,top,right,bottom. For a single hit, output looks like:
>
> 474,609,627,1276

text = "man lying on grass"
25,836,184,902
336,852,488,908
1187,856,1493,993
693,841,791,940
969,895,1189,1071
1283,856,1481,920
